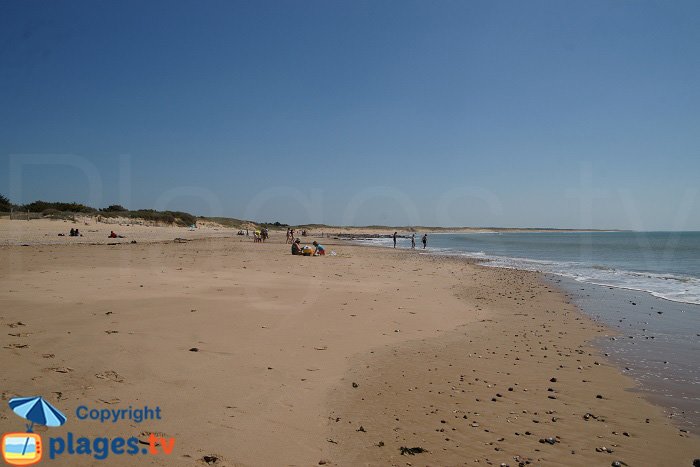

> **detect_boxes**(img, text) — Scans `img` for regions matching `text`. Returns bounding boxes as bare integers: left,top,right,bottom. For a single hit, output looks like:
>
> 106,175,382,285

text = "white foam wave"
358,239,700,305
478,255,700,305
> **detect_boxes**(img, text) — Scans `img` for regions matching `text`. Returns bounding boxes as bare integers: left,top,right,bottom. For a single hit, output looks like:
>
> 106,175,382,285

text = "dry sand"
0,230,696,466
0,217,242,246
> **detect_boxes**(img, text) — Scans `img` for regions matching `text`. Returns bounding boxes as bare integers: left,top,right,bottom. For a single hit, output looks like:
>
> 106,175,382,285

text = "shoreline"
347,233,700,307
0,234,696,465
549,276,700,432
324,252,696,465
348,238,700,432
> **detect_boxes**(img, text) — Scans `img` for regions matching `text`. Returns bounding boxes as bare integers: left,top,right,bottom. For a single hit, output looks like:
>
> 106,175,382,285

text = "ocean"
356,231,700,428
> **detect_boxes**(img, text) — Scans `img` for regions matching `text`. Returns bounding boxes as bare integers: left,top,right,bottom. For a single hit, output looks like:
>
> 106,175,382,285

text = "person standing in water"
411,233,416,249
393,231,397,248
422,233,427,249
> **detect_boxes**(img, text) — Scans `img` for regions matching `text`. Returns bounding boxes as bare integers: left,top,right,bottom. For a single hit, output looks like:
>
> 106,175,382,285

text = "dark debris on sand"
399,446,427,455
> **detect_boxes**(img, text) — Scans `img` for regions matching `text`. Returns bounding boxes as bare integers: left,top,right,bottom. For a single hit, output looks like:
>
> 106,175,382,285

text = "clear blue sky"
1,1,698,230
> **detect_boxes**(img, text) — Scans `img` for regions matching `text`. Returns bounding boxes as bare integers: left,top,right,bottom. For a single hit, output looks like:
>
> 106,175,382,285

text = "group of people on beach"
60,228,127,239
393,231,428,249
285,228,295,244
285,228,309,243
291,239,325,256
254,228,268,243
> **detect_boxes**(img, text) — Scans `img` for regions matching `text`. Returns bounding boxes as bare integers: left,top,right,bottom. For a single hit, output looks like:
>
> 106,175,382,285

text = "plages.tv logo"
2,396,66,466
3,396,176,464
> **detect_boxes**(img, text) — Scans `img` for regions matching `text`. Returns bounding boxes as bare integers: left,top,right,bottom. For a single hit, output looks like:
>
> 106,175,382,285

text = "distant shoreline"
331,229,623,240
291,224,626,233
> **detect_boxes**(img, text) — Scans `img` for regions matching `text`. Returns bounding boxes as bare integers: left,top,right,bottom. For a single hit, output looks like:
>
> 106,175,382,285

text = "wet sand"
0,236,697,466
551,276,700,432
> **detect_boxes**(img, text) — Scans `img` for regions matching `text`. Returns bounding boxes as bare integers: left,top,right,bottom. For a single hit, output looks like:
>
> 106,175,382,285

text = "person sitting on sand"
75,228,81,237
109,231,118,238
69,228,76,236
312,241,325,256
291,239,303,255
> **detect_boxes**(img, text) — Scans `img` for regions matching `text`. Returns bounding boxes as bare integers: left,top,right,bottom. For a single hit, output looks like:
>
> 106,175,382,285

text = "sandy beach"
0,226,697,466
0,217,245,246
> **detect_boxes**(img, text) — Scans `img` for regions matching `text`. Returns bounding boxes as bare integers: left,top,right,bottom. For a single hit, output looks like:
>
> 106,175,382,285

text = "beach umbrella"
8,396,66,456
9,396,66,430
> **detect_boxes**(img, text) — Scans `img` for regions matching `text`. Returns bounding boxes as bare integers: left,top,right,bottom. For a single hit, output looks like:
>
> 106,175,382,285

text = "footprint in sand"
4,343,29,349
95,370,124,383
98,398,121,405
47,367,74,373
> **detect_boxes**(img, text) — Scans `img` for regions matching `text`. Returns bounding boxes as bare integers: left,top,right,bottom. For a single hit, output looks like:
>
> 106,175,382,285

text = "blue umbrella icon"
8,396,67,455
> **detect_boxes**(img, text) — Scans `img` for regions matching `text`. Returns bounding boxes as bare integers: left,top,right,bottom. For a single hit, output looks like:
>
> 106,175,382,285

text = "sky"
1,0,699,230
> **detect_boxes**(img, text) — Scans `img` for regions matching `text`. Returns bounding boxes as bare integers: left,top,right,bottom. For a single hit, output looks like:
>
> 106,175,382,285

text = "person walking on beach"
422,233,427,249
411,233,416,249
393,231,397,248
